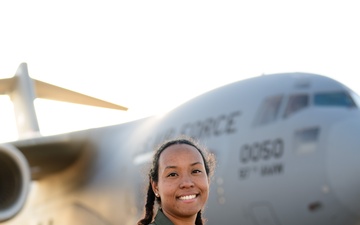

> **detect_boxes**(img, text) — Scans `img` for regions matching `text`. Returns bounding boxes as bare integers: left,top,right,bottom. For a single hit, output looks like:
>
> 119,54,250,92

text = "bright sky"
0,1,359,142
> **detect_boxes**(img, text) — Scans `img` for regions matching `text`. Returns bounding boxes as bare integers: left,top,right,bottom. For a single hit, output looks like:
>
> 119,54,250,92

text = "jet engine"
0,144,31,222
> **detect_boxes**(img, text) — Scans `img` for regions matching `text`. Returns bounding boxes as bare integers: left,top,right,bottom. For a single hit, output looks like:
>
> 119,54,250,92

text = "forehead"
159,144,204,166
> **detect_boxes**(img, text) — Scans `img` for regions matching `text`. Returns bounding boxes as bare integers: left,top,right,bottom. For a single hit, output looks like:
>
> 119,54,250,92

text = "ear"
151,179,159,195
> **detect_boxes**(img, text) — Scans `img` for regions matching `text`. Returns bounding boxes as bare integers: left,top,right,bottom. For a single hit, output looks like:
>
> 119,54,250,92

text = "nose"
327,118,360,218
179,174,194,188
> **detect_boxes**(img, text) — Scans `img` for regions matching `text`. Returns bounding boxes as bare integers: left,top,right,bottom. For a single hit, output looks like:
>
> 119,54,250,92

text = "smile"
178,194,197,200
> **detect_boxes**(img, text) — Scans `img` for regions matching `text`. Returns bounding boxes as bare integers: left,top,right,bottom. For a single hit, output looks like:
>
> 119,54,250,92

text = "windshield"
314,91,356,108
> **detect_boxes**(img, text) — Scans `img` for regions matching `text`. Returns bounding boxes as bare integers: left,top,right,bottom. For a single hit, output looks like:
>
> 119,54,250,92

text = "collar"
153,209,175,225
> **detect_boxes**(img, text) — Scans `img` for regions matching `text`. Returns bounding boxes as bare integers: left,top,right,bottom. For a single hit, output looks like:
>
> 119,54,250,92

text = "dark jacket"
149,209,174,225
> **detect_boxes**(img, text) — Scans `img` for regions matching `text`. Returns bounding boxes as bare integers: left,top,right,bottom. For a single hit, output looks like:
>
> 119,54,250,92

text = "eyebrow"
164,162,203,170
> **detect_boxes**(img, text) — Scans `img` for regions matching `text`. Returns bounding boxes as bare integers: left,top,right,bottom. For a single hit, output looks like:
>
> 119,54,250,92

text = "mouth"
178,194,198,201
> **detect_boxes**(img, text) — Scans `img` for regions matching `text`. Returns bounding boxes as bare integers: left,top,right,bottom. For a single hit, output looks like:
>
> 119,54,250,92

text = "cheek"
197,177,210,192
159,181,177,194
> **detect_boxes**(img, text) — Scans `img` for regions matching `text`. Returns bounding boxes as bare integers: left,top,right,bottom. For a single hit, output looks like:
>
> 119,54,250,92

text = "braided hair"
137,137,215,225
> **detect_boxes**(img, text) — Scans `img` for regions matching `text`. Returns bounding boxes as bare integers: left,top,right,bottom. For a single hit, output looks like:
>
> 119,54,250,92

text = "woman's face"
152,144,209,222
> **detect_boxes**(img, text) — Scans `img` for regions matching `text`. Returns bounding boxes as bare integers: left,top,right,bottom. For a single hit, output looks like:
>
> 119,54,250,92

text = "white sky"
0,1,359,142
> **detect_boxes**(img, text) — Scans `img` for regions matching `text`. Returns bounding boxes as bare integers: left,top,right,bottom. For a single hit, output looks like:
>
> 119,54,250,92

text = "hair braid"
137,181,156,225
195,210,204,225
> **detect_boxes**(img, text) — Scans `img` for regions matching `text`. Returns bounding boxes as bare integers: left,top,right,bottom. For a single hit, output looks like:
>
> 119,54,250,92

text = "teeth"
179,195,196,200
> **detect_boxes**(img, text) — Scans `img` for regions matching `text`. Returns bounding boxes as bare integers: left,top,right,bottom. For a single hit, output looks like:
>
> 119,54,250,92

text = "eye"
167,172,178,177
192,169,202,174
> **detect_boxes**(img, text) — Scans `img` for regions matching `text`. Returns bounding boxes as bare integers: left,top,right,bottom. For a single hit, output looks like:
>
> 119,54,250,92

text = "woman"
137,137,216,225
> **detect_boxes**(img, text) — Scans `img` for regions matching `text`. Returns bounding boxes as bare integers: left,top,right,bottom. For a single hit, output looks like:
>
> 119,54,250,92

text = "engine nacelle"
0,144,31,222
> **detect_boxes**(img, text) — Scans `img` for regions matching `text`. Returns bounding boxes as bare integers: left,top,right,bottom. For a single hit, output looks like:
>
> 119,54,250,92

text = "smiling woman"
137,137,216,225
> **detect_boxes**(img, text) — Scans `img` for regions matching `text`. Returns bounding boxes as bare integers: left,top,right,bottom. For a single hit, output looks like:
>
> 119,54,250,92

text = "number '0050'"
240,139,283,163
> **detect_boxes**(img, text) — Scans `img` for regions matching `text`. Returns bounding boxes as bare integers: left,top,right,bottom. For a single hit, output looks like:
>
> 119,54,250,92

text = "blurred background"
0,0,359,141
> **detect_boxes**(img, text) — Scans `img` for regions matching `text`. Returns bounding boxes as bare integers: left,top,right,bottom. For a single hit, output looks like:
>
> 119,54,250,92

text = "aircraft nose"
327,118,360,217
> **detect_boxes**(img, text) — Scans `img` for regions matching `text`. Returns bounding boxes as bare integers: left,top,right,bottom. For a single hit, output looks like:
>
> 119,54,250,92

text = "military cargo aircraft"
1,63,360,225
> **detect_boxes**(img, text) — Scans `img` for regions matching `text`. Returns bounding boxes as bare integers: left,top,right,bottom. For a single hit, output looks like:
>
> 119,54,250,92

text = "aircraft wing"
11,131,87,180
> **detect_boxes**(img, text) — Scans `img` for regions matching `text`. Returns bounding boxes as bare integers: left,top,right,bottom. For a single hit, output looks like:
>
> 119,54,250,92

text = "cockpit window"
314,91,356,108
254,95,283,126
284,94,309,118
